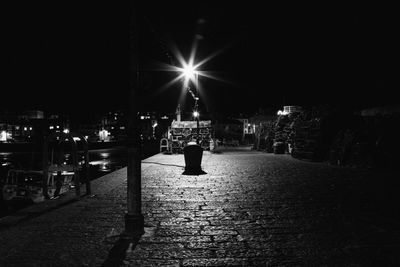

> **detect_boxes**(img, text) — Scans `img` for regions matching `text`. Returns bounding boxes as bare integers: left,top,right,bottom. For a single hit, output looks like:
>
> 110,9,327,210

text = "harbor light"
0,131,7,142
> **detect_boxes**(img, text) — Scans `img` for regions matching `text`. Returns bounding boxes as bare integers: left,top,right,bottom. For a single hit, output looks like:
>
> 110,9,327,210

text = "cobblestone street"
125,149,400,266
1,148,399,266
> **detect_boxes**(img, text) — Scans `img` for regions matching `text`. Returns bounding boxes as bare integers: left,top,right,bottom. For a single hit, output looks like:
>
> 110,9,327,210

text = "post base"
182,167,207,175
124,213,144,238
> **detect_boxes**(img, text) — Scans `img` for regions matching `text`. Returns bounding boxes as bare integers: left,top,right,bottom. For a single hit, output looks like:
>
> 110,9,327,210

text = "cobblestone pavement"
125,149,400,266
0,148,399,266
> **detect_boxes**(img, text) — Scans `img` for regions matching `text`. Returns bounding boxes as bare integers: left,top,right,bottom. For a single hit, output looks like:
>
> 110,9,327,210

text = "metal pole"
125,0,144,237
195,73,200,144
42,137,49,199
196,117,200,145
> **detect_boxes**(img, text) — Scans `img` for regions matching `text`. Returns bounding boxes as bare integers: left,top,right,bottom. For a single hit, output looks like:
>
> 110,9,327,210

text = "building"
0,110,69,143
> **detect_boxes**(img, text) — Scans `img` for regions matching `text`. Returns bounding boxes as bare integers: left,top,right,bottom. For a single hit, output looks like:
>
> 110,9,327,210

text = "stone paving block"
123,259,181,267
156,227,201,236
182,258,250,266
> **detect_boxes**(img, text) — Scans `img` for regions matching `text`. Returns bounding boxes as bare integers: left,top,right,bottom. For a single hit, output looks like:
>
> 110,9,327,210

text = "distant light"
15,126,20,130
161,115,169,119
56,126,60,129
140,116,145,120
111,126,114,130
24,127,28,131
99,129,110,141
120,126,125,130
0,131,6,141
100,152,110,158
49,126,54,130
84,136,89,140
152,123,158,128
277,110,288,116
63,129,70,134
29,127,33,130
73,137,80,141
193,111,200,118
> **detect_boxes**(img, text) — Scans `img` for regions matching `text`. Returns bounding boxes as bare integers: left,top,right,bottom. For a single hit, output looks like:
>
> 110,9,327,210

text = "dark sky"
2,2,398,117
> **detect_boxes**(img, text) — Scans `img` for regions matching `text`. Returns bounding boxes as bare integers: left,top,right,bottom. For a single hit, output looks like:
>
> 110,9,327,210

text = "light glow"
181,63,198,86
0,131,6,142
147,37,233,108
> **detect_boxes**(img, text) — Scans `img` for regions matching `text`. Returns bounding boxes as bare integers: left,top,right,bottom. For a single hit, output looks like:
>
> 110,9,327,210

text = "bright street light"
180,62,199,89
193,111,199,118
182,63,197,82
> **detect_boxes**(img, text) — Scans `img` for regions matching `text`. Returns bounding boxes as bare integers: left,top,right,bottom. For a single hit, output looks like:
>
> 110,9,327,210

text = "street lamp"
181,63,201,144
193,110,200,144
175,59,206,175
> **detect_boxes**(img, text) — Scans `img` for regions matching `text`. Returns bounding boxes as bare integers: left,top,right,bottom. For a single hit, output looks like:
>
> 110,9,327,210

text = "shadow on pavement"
102,234,141,267
142,161,184,168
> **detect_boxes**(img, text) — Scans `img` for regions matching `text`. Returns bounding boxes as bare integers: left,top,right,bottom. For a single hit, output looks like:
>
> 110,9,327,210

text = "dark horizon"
2,2,398,117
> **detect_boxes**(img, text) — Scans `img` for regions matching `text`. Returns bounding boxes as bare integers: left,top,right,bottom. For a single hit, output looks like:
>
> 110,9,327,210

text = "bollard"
183,143,206,175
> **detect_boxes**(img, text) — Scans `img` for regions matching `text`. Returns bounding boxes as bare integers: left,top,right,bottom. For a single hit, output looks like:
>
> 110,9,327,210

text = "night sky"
2,2,398,118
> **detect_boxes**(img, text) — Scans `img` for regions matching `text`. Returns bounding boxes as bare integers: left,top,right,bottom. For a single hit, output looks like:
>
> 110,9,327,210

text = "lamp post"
125,0,144,238
194,72,200,144
178,60,206,175
193,110,200,144
181,64,201,144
